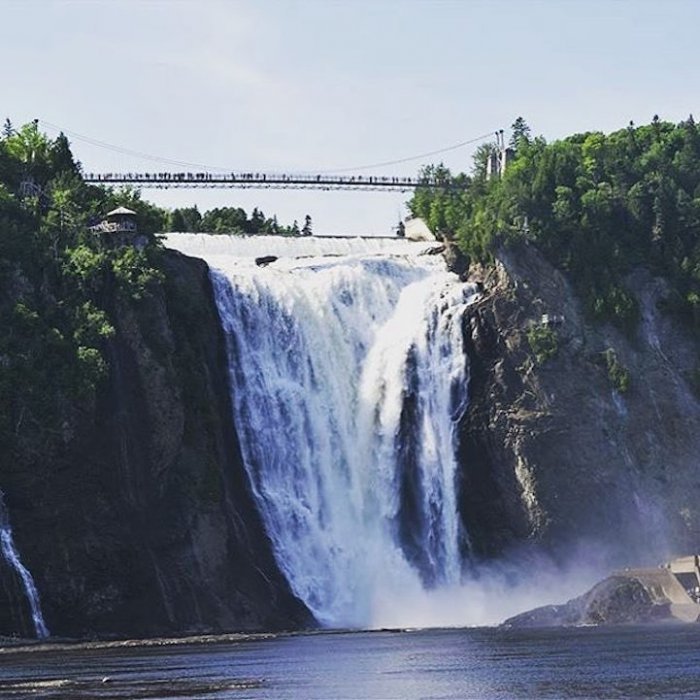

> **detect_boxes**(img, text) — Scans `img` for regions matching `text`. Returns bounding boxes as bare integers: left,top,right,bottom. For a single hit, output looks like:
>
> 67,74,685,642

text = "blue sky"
3,0,699,235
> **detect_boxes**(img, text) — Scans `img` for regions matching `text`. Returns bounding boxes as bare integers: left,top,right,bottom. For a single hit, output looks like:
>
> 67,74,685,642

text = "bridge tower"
486,130,514,180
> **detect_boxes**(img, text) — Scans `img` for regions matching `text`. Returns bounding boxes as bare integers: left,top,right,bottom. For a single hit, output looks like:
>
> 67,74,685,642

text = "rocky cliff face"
457,242,700,566
3,238,698,638
0,249,311,638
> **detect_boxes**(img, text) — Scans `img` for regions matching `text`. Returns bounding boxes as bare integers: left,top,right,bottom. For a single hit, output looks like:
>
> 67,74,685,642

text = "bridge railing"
82,171,465,191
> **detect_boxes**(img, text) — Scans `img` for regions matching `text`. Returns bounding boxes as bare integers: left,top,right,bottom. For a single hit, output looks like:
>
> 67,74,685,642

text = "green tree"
5,120,49,176
510,116,531,151
169,206,201,232
301,214,312,236
49,133,80,176
408,116,700,328
250,207,266,233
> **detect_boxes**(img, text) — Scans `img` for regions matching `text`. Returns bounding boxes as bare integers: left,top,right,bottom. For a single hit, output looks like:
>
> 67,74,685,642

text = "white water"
162,233,439,261
0,492,49,638
166,235,477,628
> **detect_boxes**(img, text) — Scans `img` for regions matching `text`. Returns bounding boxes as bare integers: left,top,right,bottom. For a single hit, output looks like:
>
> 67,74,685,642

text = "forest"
0,120,306,469
410,116,700,328
5,114,700,468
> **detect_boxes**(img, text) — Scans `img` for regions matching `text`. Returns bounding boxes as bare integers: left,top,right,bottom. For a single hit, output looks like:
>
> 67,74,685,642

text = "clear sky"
2,0,699,235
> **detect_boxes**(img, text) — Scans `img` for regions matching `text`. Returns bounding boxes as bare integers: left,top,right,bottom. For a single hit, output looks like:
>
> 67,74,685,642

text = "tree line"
0,119,309,469
168,206,312,236
410,116,700,328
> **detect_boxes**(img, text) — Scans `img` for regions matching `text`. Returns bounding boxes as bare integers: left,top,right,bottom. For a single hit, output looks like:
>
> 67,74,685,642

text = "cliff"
0,249,311,638
456,241,700,565
4,235,699,639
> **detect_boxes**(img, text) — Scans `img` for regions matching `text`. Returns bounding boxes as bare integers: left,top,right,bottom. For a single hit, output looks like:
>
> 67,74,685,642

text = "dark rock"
456,241,700,562
503,575,671,628
255,255,277,267
0,249,312,638
420,245,445,256
442,240,470,278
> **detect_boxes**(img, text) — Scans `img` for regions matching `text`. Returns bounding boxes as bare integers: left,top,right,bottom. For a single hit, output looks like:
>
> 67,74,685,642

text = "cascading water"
166,234,478,628
0,491,49,639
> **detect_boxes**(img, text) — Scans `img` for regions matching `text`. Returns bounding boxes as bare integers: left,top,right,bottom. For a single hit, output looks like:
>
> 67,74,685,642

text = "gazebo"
103,206,138,233
91,206,148,248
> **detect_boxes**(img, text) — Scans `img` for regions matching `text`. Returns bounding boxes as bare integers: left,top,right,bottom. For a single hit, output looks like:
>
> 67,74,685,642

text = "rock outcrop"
502,575,671,627
503,557,700,627
457,241,700,564
0,249,312,638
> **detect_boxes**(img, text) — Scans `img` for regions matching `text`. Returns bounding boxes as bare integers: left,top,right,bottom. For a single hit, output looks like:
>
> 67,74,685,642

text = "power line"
40,120,496,174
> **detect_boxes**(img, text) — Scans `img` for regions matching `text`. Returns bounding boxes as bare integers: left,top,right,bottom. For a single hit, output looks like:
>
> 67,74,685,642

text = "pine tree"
50,133,79,175
2,118,13,138
509,116,531,151
301,214,312,236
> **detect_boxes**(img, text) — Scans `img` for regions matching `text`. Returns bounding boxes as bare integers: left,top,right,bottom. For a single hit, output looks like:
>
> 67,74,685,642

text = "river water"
2,625,700,699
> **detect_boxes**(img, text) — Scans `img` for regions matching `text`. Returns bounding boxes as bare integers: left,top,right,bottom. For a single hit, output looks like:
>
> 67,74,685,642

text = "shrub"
526,323,559,365
111,247,164,301
603,348,630,393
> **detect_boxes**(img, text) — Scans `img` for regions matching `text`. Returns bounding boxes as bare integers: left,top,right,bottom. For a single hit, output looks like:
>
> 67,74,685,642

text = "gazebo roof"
106,206,137,217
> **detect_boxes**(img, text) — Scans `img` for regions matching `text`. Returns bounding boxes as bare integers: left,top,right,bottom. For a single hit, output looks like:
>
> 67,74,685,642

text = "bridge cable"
39,120,231,171
317,132,495,173
39,120,496,174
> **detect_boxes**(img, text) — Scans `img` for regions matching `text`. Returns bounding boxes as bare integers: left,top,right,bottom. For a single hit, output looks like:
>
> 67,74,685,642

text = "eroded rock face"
502,575,671,628
457,242,700,564
0,250,312,638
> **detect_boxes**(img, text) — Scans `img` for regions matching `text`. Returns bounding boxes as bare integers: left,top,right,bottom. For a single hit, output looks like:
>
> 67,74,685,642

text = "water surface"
2,625,700,699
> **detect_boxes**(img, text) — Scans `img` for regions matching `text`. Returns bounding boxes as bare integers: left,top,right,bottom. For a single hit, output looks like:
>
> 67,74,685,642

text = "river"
2,625,700,699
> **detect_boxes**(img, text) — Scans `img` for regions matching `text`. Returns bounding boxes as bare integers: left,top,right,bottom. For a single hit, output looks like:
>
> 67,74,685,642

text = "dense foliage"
168,205,310,236
410,117,700,327
0,119,312,472
0,121,167,466
526,323,559,365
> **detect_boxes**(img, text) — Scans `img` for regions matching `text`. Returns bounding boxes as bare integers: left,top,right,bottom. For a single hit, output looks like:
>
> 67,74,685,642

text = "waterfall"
0,492,49,639
166,235,477,628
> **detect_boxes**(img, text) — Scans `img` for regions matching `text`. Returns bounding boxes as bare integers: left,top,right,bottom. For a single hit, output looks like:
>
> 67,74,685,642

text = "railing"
89,220,138,233
83,172,465,192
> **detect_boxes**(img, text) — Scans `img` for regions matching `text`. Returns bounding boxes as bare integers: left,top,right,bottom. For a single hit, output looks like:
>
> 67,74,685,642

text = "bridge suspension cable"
40,119,496,176
318,132,495,173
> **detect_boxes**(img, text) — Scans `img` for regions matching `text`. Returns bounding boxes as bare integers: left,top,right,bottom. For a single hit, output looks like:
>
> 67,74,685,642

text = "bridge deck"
84,172,464,192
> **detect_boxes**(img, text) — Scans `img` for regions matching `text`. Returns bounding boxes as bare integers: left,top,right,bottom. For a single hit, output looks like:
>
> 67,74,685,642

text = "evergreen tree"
301,214,312,236
169,209,187,232
262,214,280,235
509,116,531,151
250,207,266,233
50,133,80,176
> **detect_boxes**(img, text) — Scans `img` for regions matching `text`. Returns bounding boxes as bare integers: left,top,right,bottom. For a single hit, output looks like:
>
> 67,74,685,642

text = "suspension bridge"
36,119,495,193
38,119,493,193
82,171,466,192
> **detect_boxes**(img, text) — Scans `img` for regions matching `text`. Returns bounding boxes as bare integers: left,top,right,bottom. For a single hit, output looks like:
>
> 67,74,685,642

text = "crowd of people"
84,171,424,186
